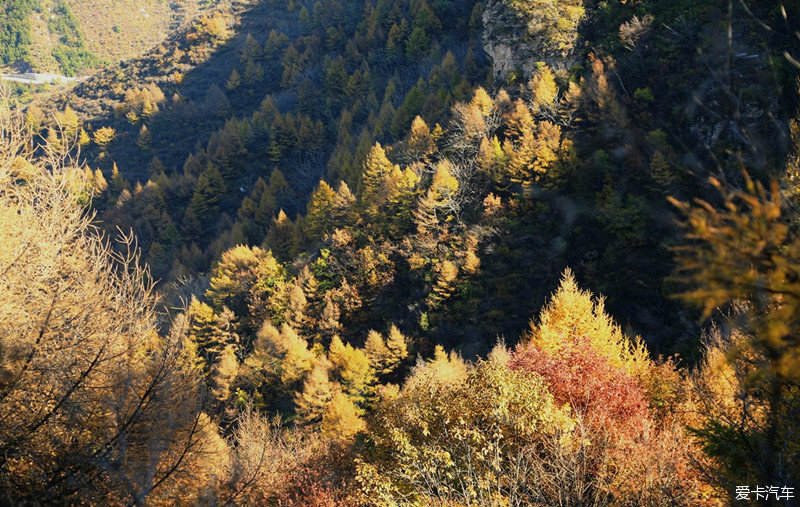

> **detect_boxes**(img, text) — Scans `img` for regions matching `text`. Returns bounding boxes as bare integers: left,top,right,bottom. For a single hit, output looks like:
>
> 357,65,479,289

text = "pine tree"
413,189,440,236
147,156,166,177
265,210,299,262
275,323,315,387
331,181,356,226
189,164,227,225
405,116,436,162
243,60,264,86
93,127,115,149
321,390,365,440
285,280,308,332
405,26,430,59
187,297,225,369
385,325,409,372
108,162,129,198
430,260,459,306
364,330,390,374
317,294,342,343
241,33,262,62
78,127,91,148
529,66,558,114
359,142,396,207
209,344,239,404
295,359,335,424
226,68,242,90
328,336,376,410
306,180,336,239
137,125,152,150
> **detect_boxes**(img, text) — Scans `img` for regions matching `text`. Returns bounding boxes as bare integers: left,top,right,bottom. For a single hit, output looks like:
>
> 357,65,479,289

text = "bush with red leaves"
510,335,650,436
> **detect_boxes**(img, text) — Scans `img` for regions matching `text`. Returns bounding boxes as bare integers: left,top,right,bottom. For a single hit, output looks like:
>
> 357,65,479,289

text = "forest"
2,0,800,505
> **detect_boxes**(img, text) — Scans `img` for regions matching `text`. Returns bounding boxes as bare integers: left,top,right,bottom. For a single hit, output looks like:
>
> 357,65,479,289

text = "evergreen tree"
328,336,377,410
226,68,242,90
265,210,299,262
317,294,342,343
321,390,365,440
285,280,308,332
108,162,129,198
364,330,390,374
405,26,430,59
306,180,336,239
295,359,335,424
385,325,409,372
189,164,227,226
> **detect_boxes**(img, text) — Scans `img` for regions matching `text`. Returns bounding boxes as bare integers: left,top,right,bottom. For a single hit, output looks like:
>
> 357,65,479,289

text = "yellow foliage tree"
527,269,650,377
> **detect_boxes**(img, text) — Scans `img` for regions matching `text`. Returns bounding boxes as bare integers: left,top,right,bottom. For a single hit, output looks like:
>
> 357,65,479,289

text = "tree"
187,297,224,368
305,180,336,239
364,330,390,374
316,294,342,343
266,210,299,262
321,390,365,441
404,116,437,163
285,280,308,332
671,171,800,495
328,336,377,409
405,26,430,58
189,164,227,226
108,162,129,198
359,143,396,207
226,68,242,90
93,126,115,149
137,125,152,150
295,359,335,424
206,245,288,335
357,346,568,505
0,108,221,504
365,327,407,376
385,325,408,373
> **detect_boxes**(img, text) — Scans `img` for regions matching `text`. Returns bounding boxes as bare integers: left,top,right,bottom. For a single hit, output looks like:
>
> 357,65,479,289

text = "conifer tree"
331,181,356,226
93,127,115,149
226,68,242,90
385,325,409,372
306,180,336,238
137,125,152,150
430,260,459,306
187,297,226,369
405,26,430,58
189,164,227,226
364,330,390,374
78,127,91,148
295,359,335,424
359,142,396,208
405,116,436,162
285,280,308,332
241,33,262,62
266,210,299,262
321,390,365,440
317,294,342,343
328,336,376,410
108,162,129,198
209,344,239,404
413,189,440,236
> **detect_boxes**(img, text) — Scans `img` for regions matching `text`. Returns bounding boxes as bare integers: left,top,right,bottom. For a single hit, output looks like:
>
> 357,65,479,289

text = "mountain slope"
1,0,214,75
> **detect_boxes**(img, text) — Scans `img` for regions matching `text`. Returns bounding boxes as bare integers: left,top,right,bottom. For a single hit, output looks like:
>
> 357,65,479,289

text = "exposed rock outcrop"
482,0,585,80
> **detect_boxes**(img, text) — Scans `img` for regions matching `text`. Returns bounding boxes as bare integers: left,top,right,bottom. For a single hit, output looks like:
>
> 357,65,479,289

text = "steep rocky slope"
482,0,585,80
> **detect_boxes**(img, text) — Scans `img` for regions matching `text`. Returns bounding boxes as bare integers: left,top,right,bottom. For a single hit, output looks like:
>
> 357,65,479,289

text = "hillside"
4,0,800,504
1,0,213,75
43,0,795,354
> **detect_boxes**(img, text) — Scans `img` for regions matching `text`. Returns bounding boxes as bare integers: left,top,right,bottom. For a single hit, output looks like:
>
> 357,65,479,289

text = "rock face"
482,0,585,80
